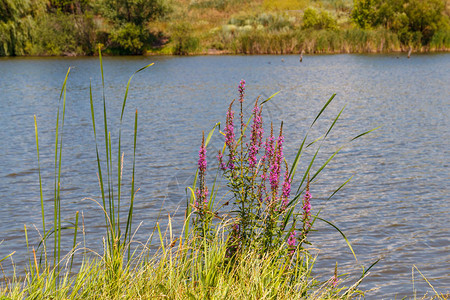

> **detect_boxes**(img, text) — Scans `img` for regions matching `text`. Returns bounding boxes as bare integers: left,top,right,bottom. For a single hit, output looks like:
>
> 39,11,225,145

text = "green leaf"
120,62,154,121
205,122,220,147
260,91,280,105
311,93,336,128
351,126,381,141
289,134,307,180
316,217,358,262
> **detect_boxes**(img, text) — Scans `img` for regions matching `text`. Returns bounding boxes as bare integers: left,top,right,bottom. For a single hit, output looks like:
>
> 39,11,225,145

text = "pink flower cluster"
288,231,296,254
224,102,236,170
217,151,226,170
303,190,312,228
238,79,245,103
288,231,296,247
269,134,284,194
196,132,208,208
198,141,207,173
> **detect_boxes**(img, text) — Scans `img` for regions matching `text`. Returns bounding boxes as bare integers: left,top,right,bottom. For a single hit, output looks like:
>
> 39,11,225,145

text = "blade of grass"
309,145,344,184
351,126,381,141
69,211,79,273
54,67,70,272
260,91,280,105
293,145,320,199
118,62,154,235
125,109,139,259
0,251,15,263
289,134,307,180
89,82,109,244
290,94,339,184
34,115,46,268
412,265,443,299
325,105,345,138
311,93,336,128
205,123,220,147
316,217,358,263
99,47,114,253
157,222,165,254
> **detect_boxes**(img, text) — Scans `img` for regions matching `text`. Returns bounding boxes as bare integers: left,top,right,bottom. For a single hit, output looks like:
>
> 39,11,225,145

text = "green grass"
0,224,362,299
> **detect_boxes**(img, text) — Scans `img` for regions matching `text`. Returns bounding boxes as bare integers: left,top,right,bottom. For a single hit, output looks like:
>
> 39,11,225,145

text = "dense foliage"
0,0,449,56
0,0,170,55
352,0,449,46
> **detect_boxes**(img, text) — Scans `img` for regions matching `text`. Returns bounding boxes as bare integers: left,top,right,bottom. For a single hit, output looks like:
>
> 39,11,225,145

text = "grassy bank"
1,0,449,56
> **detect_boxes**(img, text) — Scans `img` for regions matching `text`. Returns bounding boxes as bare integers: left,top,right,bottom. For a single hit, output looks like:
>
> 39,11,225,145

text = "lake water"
0,54,449,298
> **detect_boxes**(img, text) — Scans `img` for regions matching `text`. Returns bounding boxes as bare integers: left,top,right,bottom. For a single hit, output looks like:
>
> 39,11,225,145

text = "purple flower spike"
238,79,245,103
198,141,207,173
332,275,339,287
288,231,296,254
303,190,312,229
332,263,339,287
217,151,226,170
269,128,284,196
225,101,236,170
196,132,208,208
248,101,263,169
288,231,296,247
281,168,291,210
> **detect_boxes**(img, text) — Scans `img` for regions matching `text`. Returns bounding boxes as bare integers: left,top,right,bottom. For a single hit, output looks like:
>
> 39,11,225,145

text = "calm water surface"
0,54,449,298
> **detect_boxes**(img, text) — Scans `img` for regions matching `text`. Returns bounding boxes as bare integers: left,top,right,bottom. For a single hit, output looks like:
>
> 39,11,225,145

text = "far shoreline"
1,48,449,59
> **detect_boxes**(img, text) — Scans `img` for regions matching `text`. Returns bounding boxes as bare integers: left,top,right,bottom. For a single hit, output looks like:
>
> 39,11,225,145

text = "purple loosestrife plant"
187,85,375,291
214,81,298,254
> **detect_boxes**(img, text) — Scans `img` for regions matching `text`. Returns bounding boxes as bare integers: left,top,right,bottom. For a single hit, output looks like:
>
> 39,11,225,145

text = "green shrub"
109,22,146,54
352,0,448,46
303,7,338,30
171,23,200,55
32,13,80,55
430,29,450,49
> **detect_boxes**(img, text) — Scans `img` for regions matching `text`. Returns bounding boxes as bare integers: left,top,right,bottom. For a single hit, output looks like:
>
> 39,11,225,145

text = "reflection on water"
0,54,449,298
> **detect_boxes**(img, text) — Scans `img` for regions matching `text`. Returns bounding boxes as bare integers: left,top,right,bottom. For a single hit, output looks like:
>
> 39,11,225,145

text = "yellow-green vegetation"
0,228,365,299
1,0,449,56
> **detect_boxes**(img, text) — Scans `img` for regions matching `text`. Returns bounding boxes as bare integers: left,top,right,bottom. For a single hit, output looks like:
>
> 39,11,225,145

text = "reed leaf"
316,217,358,263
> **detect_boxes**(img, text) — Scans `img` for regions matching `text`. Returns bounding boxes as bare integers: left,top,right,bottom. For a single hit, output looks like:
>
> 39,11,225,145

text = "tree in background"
351,0,376,29
48,0,90,14
351,0,448,46
0,0,46,55
99,0,170,54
